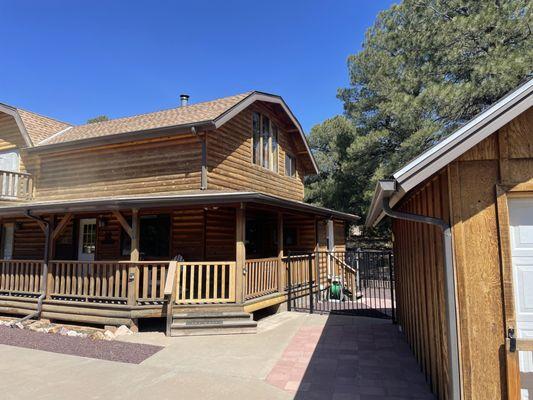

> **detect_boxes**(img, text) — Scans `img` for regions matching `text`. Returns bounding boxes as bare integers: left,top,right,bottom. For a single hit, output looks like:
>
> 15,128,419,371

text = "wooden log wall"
283,213,317,253
392,169,450,400
34,134,202,201
207,102,307,201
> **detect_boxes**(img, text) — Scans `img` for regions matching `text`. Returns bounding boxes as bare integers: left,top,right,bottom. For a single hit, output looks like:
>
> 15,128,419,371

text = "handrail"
164,261,177,296
328,252,357,274
0,169,32,177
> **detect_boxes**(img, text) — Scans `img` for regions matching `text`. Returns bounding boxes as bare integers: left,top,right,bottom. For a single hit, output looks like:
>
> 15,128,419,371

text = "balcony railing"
0,170,33,200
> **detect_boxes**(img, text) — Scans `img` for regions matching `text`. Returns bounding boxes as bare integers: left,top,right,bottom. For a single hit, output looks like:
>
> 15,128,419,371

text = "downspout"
192,126,207,190
381,194,461,400
17,211,50,323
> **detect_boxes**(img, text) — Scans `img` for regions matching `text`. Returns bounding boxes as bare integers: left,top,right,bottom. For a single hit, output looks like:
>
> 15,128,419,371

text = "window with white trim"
252,112,278,172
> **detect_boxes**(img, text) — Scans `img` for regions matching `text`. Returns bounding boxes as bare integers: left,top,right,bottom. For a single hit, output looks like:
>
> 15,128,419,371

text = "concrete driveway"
0,312,433,400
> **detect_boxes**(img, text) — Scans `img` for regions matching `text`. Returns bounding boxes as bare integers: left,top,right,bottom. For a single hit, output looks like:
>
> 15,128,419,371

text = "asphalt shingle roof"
38,92,252,146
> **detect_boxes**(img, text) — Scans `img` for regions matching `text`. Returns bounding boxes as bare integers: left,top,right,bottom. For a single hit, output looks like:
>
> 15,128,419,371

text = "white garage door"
509,197,533,374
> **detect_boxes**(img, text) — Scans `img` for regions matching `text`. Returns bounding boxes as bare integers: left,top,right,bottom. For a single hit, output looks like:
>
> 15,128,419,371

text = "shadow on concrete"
293,314,436,400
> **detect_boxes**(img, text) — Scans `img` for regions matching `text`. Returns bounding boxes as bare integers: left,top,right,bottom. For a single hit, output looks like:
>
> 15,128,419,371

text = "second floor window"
252,112,278,172
285,153,296,177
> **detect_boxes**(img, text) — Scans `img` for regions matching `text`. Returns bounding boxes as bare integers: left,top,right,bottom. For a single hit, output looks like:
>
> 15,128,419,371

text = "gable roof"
38,92,252,146
366,77,533,227
0,103,72,147
30,91,319,174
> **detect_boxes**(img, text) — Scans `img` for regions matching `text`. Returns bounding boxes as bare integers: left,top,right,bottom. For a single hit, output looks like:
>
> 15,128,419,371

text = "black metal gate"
286,249,395,320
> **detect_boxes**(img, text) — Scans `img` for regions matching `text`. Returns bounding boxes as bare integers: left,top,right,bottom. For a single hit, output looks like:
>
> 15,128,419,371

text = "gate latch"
508,328,516,353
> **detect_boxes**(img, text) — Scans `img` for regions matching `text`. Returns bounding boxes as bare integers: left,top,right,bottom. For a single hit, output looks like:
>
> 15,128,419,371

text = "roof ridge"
74,91,254,129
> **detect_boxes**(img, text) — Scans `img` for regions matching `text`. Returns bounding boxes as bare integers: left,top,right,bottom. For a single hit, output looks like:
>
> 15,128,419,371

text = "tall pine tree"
306,0,532,226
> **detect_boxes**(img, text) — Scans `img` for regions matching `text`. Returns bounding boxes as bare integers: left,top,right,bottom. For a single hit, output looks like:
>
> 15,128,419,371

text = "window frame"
285,153,296,178
252,112,279,173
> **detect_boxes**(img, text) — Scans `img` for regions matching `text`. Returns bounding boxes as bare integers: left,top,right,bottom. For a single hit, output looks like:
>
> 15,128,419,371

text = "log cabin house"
366,78,533,400
0,92,356,335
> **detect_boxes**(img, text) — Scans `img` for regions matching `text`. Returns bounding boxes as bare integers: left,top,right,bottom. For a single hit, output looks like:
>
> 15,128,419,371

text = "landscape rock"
114,325,133,337
104,330,115,340
89,331,106,341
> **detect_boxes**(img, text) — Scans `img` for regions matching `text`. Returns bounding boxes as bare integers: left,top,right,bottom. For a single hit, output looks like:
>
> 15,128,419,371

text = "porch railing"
49,261,171,304
0,170,33,200
0,260,43,296
174,261,236,304
245,257,279,300
138,262,170,303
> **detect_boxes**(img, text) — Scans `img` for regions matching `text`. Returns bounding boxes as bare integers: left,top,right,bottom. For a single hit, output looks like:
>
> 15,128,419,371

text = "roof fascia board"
394,80,533,190
397,92,531,194
28,120,215,154
0,192,358,221
214,92,319,174
365,78,533,227
0,104,33,147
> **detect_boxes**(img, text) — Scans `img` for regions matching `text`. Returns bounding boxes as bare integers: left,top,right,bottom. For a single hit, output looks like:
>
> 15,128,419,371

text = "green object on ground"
330,281,341,300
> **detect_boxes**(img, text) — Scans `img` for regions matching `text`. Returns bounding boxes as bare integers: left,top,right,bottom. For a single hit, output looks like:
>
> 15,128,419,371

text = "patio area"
0,312,434,400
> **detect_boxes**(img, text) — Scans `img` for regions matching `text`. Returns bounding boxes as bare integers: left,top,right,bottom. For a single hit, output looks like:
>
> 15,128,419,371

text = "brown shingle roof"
11,109,71,145
38,92,252,146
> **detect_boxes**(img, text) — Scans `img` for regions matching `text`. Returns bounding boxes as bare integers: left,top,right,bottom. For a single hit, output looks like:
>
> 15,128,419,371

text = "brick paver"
267,315,435,400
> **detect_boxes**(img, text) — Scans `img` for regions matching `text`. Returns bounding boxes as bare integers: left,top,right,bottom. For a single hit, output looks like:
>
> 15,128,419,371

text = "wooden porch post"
128,209,140,307
235,205,246,304
277,212,285,293
46,215,56,299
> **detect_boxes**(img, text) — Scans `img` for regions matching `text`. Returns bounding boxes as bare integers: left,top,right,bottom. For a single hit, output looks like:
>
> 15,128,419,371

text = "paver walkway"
267,314,435,399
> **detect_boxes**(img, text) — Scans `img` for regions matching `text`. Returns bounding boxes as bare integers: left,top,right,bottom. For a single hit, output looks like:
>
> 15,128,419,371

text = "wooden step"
169,309,257,337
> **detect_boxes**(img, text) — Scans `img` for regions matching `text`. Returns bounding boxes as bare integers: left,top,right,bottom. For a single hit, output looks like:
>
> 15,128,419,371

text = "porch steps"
170,307,257,336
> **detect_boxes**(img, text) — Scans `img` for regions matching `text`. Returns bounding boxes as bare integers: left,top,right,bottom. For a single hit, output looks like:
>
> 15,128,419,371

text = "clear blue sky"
0,0,395,132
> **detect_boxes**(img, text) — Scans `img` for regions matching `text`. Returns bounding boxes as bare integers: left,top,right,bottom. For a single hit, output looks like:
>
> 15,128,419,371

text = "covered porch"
0,192,355,334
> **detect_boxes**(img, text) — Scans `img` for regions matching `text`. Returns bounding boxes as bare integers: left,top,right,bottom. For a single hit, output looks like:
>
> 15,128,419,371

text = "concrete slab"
0,312,434,400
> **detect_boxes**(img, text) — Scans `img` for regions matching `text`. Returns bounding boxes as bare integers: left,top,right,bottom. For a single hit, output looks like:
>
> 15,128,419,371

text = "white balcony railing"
0,170,33,200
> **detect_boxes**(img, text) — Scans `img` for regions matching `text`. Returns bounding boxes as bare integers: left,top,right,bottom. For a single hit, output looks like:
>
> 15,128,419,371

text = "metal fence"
286,249,395,320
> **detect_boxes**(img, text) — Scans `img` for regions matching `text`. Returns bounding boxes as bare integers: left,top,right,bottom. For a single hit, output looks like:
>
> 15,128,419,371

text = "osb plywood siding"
392,170,451,400
34,134,202,200
207,102,306,201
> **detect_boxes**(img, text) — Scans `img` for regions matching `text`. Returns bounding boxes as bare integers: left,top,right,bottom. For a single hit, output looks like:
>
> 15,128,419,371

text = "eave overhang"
365,77,533,227
0,191,359,221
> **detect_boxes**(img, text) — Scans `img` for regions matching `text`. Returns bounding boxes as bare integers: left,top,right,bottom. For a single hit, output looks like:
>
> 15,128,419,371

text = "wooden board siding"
34,134,202,201
392,170,450,400
207,102,306,201
391,108,532,400
0,113,38,176
0,114,25,152
334,221,346,252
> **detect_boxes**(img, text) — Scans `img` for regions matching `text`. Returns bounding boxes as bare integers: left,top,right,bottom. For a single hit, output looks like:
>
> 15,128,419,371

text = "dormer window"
252,112,278,172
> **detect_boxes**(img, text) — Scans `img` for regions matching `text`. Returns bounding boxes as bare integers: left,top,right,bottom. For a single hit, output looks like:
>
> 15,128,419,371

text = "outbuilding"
366,78,533,400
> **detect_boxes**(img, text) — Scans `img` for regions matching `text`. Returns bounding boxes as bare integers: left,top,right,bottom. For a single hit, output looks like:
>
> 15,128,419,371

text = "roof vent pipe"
180,94,190,107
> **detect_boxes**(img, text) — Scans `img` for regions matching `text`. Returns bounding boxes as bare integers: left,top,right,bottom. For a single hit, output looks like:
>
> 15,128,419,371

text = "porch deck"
0,252,355,334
